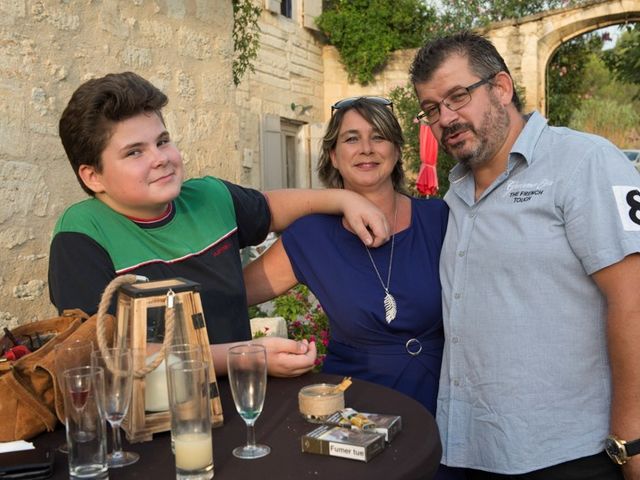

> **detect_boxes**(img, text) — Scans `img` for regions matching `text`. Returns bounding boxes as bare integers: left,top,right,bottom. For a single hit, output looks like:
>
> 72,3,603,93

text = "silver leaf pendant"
383,292,397,323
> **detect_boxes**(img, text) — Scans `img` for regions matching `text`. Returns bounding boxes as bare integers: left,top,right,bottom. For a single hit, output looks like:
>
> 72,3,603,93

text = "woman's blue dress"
282,196,448,415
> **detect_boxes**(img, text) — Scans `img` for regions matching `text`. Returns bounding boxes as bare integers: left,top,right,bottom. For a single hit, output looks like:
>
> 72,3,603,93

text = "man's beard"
440,95,510,169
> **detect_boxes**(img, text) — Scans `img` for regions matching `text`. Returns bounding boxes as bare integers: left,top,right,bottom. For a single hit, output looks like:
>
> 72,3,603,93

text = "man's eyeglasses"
415,75,497,125
331,96,393,115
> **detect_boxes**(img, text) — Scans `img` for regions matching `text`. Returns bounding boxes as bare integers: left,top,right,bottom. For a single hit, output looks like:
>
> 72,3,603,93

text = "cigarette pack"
301,425,385,462
361,412,402,442
325,411,402,443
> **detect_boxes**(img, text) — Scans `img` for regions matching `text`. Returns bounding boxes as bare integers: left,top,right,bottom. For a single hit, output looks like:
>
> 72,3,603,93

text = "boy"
49,72,389,376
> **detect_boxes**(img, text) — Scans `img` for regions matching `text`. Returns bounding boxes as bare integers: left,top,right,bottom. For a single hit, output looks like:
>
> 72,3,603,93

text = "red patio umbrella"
416,124,439,196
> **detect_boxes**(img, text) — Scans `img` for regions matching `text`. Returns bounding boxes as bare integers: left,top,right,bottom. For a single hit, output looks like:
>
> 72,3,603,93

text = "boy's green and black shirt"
48,176,271,344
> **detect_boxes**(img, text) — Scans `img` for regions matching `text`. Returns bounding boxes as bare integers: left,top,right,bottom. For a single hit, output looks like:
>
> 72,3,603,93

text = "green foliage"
251,285,329,369
436,0,588,32
316,0,438,84
318,0,587,92
581,53,640,105
388,85,458,198
232,0,262,86
388,86,421,176
569,98,639,148
547,34,603,126
603,25,640,97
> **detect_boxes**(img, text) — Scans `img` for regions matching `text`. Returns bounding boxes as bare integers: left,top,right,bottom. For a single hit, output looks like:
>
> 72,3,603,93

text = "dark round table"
34,372,442,479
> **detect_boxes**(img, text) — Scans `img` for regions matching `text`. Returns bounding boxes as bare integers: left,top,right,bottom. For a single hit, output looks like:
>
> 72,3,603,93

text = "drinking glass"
91,347,139,468
227,344,270,459
62,366,108,480
167,359,214,479
144,344,206,413
164,344,206,453
54,340,93,454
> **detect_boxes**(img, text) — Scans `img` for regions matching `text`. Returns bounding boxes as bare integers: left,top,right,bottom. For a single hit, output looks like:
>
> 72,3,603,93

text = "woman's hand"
253,336,317,377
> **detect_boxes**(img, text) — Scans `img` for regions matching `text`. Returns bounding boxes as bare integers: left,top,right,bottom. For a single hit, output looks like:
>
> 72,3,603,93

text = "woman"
245,97,464,478
245,96,449,410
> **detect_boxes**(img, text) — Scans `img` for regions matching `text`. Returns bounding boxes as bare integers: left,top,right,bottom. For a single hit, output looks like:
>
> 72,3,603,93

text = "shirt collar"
510,111,547,166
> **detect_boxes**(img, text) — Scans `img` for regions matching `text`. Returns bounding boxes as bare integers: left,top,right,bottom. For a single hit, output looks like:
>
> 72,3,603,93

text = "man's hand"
340,191,390,247
253,336,317,377
623,456,640,480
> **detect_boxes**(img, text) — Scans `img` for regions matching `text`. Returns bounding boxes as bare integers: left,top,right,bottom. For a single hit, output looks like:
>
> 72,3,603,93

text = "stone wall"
236,2,327,188
322,46,417,119
0,0,237,328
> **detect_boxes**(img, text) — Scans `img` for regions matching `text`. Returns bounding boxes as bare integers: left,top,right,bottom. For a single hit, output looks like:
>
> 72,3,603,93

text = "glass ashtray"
298,383,345,423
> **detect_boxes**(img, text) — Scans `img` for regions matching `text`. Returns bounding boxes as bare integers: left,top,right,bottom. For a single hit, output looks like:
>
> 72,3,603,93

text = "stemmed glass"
54,340,93,454
91,347,139,468
227,344,270,459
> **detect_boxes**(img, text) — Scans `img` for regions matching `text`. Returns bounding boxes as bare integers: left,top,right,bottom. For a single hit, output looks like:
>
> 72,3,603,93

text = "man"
410,32,640,479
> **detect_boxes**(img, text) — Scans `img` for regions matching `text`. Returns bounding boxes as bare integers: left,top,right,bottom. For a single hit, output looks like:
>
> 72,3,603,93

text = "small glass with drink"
62,366,108,480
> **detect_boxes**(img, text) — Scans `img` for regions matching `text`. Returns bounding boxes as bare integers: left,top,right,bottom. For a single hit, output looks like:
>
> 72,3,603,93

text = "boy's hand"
341,191,390,247
253,337,317,377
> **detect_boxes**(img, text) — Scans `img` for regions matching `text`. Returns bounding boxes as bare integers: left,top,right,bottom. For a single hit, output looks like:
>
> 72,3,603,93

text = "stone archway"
482,0,640,114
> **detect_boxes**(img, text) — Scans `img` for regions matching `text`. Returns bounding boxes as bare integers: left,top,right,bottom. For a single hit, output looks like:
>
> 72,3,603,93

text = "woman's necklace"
364,197,398,323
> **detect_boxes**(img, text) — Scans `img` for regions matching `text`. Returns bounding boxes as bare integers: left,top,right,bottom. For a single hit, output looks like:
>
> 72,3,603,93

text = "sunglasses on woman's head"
331,96,394,115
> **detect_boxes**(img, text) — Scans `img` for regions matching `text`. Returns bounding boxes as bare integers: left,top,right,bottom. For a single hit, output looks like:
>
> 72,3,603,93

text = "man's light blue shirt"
438,111,640,473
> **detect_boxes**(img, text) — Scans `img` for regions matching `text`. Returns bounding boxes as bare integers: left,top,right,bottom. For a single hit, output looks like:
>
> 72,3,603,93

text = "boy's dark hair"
59,72,168,195
410,31,522,112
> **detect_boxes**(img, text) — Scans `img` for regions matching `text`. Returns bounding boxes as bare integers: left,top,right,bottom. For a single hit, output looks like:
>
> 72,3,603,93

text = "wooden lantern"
111,277,223,443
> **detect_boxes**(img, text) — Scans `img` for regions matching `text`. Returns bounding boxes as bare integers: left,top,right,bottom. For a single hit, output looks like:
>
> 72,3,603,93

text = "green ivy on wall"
232,0,262,86
316,0,438,85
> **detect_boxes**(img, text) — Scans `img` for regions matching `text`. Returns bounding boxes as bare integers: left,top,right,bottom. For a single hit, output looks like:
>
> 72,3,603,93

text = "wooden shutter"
261,114,285,190
303,0,321,31
265,0,280,14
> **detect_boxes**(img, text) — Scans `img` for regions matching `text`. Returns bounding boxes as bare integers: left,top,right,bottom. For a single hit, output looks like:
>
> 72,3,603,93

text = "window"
280,0,292,18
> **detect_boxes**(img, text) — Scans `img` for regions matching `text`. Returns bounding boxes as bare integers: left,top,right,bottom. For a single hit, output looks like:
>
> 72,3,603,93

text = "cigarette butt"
334,377,352,393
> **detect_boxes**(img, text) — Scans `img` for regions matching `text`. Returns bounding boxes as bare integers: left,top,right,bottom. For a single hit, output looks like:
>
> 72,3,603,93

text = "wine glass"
91,347,139,468
54,340,93,453
227,344,270,459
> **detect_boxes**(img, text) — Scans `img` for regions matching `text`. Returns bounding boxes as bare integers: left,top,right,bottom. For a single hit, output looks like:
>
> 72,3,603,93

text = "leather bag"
0,309,113,441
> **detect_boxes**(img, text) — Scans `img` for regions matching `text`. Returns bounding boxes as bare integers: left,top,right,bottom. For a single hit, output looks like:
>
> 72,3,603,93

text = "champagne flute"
91,347,139,468
54,340,93,453
227,344,270,459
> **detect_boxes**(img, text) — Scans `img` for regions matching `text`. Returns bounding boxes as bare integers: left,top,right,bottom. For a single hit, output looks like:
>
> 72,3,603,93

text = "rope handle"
96,275,176,379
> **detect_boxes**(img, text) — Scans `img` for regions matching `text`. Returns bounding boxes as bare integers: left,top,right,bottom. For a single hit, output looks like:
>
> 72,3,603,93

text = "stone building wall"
0,0,237,328
236,1,327,189
0,0,417,330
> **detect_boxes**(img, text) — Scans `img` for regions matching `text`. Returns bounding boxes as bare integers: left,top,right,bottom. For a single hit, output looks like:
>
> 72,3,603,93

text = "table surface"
34,372,442,480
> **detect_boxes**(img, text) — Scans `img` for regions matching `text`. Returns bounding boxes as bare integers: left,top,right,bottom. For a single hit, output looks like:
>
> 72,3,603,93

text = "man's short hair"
58,72,168,195
410,31,522,112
